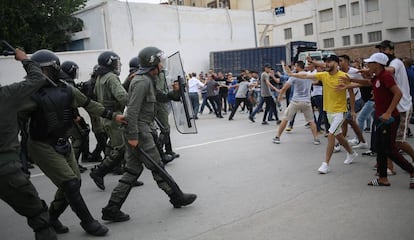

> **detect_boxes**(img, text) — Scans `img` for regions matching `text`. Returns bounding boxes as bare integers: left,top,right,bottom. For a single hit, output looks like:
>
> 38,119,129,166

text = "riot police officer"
61,61,90,173
124,56,175,165
19,49,126,236
0,48,57,240
89,51,144,190
101,46,196,222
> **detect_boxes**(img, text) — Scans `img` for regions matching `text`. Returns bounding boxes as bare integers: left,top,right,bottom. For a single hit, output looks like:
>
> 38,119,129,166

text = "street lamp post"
251,0,258,48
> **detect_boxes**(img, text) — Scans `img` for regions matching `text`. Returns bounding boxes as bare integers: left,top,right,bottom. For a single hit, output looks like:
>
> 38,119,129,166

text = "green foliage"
0,0,87,53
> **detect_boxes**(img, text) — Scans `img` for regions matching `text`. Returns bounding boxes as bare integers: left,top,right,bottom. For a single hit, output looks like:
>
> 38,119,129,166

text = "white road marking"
31,129,275,178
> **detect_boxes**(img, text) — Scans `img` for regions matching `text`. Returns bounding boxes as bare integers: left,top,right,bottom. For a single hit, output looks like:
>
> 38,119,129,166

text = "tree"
0,0,86,53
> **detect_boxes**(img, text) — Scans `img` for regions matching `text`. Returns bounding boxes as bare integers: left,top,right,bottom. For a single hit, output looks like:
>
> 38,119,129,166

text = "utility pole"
251,0,258,48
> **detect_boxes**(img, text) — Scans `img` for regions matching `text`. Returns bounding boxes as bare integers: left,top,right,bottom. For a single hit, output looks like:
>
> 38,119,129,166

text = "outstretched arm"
282,61,318,80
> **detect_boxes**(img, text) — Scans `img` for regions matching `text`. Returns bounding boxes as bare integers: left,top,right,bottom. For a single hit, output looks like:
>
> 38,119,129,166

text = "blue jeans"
357,100,374,130
189,92,199,118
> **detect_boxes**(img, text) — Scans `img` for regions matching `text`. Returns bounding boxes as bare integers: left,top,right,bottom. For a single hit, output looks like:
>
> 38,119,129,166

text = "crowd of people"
187,40,414,187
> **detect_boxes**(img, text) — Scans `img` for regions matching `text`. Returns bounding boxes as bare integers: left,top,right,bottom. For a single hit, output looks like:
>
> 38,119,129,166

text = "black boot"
89,164,110,190
62,179,108,236
166,151,180,159
85,152,102,162
132,180,144,187
169,192,197,209
164,136,180,159
161,154,175,165
101,201,130,222
28,200,57,240
49,198,69,234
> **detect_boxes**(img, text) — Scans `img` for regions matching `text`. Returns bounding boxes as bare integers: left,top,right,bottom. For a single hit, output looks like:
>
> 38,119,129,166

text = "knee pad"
61,178,81,195
109,147,124,161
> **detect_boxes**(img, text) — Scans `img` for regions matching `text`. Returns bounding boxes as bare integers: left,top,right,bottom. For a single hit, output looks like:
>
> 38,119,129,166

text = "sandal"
368,179,391,187
410,177,414,189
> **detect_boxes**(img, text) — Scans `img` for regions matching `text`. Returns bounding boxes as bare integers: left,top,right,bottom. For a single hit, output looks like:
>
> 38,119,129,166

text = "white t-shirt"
188,77,204,93
390,58,412,112
346,67,362,101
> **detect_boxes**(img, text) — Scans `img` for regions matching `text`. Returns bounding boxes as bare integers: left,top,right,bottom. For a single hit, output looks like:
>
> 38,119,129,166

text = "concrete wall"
74,0,277,79
0,50,105,86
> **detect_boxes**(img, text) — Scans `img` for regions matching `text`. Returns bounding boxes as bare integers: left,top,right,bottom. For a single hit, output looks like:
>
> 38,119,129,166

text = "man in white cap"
340,52,414,188
376,40,414,166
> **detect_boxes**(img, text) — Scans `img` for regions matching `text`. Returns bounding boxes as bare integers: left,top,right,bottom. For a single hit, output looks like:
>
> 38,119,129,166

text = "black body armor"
30,85,74,142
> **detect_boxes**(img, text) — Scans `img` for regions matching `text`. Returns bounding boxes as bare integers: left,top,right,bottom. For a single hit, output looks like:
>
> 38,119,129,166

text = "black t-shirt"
216,77,228,94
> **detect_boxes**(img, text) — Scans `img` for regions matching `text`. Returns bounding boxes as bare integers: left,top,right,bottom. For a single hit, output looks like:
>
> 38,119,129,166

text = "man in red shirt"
341,53,414,188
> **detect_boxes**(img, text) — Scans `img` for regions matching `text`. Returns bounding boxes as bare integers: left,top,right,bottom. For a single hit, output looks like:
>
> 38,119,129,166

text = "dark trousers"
262,96,278,122
207,95,222,117
228,97,251,119
199,93,213,113
219,92,228,113
375,116,414,177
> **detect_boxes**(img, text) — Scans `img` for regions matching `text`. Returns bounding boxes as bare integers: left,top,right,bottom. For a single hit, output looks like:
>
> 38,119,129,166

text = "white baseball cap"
364,53,388,65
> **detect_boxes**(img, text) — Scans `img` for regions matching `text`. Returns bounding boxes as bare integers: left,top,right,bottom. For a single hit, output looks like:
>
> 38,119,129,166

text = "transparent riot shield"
165,51,197,134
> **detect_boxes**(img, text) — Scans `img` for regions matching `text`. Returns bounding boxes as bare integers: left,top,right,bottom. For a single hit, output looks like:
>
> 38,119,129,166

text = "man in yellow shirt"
284,55,358,174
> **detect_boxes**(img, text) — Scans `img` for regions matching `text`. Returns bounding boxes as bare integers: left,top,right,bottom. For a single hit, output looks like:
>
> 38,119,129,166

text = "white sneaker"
352,142,369,149
344,151,358,164
348,138,359,146
334,144,341,153
318,162,330,174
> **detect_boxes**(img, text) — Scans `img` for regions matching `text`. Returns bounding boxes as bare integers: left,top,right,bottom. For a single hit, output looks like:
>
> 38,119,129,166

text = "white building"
71,0,274,78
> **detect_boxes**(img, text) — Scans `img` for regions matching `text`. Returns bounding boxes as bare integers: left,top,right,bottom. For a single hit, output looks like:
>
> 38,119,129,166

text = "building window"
366,0,379,12
323,38,335,48
284,28,292,40
304,23,313,36
368,31,382,42
339,5,347,18
411,27,414,39
351,2,360,16
319,8,333,22
343,36,351,46
169,0,184,5
354,33,363,44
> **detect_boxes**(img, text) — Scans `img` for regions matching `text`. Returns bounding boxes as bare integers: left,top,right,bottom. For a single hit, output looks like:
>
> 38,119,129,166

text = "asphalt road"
1,109,413,240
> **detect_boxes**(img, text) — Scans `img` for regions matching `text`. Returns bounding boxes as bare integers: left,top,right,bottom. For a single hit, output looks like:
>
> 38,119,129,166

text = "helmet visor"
114,60,122,76
158,51,168,71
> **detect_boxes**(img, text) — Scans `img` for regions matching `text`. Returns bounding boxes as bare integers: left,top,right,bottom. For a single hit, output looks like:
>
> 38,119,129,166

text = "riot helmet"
129,56,139,74
97,51,121,75
31,49,61,81
61,61,79,80
136,46,166,74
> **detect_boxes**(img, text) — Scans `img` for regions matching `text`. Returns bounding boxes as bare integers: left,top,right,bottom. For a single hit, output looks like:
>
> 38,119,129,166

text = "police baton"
136,146,182,195
1,40,16,56
1,40,57,87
